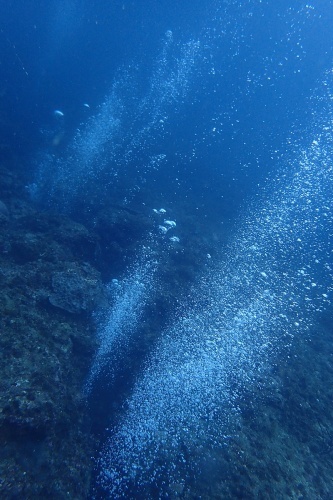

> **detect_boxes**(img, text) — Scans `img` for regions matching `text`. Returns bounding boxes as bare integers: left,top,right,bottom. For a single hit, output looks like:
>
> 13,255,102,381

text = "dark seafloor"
0,150,333,498
0,151,222,497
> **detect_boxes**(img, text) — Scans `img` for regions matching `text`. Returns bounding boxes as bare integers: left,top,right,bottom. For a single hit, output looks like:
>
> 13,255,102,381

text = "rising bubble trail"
96,73,333,497
85,244,158,394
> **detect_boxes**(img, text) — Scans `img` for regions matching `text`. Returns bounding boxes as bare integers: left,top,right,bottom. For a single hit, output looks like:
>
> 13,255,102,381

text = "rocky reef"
0,164,103,497
0,160,216,498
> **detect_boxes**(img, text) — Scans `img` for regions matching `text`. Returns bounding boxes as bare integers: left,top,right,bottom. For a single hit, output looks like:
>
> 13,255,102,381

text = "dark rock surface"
0,164,106,498
6,159,331,499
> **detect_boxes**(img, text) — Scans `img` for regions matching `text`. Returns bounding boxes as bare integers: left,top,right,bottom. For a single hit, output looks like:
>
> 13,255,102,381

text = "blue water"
2,0,333,497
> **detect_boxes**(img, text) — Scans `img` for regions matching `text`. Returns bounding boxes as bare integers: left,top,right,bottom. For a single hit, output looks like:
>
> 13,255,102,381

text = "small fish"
83,103,90,108
54,109,64,117
169,236,180,243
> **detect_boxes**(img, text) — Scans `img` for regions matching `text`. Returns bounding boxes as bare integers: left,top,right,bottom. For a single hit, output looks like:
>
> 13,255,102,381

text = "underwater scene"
1,0,333,498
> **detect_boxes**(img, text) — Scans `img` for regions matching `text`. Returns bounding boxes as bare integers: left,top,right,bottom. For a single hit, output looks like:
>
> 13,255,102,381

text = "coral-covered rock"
49,264,106,314
0,164,101,497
